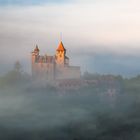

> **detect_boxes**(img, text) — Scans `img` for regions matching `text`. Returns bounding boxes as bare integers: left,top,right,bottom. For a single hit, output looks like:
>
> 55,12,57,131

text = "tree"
14,61,22,73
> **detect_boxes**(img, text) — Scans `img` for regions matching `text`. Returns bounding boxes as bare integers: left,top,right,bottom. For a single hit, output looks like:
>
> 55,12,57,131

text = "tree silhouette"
14,61,22,73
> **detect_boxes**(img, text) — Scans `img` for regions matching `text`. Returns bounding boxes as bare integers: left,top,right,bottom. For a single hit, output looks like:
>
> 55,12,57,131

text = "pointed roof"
34,45,40,52
56,41,66,51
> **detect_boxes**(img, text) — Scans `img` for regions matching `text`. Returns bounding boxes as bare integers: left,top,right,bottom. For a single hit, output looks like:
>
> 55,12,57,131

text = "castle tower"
55,41,66,66
31,45,40,77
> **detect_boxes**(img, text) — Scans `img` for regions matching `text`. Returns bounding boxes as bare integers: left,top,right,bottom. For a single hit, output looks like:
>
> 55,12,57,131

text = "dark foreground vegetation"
0,63,140,140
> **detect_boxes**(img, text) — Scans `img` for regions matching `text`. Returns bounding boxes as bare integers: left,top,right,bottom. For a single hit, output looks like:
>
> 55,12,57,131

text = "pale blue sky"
0,0,69,5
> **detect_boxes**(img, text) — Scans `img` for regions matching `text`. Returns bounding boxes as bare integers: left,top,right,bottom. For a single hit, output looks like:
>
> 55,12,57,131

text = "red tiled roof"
56,41,66,51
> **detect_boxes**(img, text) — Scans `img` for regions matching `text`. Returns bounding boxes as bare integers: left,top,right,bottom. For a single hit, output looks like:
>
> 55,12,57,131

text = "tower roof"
34,45,40,52
56,41,66,51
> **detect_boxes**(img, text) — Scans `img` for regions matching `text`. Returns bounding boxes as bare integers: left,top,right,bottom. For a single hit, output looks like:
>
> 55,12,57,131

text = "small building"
31,41,81,85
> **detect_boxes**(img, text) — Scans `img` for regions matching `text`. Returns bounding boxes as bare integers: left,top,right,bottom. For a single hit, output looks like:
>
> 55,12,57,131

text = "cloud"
0,2,140,52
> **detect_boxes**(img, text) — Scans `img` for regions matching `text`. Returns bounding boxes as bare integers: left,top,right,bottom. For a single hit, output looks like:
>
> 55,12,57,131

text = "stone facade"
31,41,81,82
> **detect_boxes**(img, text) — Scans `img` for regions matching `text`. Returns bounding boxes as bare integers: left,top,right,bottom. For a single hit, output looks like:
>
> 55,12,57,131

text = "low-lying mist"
0,63,140,140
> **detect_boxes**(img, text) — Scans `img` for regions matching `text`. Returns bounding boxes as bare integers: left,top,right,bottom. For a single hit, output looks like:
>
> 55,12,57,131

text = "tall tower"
31,45,40,77
55,41,66,66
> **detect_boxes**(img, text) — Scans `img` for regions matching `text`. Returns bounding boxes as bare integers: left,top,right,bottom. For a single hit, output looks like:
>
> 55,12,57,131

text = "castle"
31,41,81,84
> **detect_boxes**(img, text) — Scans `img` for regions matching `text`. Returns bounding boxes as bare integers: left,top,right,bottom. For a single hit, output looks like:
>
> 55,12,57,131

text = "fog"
0,66,140,140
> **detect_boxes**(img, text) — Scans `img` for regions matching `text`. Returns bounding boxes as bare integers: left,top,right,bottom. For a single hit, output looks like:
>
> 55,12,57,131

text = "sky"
0,0,140,76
